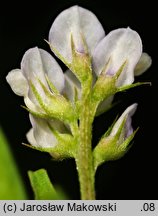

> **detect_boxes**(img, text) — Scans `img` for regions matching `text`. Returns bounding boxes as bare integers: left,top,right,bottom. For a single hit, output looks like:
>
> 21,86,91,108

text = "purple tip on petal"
76,46,85,54
106,69,115,76
125,116,133,138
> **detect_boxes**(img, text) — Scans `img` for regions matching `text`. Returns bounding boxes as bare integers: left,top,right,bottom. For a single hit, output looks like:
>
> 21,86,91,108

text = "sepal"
117,82,151,93
70,35,92,84
30,80,76,123
48,35,92,85
93,117,138,171
92,62,126,103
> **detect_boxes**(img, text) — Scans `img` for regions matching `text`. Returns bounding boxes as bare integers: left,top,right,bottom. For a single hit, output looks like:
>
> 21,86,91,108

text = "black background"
0,0,157,199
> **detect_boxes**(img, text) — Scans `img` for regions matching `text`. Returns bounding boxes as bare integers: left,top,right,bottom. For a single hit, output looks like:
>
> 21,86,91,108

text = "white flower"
6,48,75,151
92,28,142,87
26,114,74,157
49,5,105,63
6,47,65,114
93,104,138,168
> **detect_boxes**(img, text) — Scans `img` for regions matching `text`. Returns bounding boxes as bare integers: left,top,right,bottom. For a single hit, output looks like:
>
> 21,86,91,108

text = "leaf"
28,169,68,200
0,127,27,199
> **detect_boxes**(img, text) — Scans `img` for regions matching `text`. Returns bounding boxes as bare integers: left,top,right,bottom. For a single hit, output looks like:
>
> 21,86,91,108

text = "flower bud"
93,104,137,170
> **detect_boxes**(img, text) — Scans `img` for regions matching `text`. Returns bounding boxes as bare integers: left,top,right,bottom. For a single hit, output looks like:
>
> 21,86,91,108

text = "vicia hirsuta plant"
6,5,151,200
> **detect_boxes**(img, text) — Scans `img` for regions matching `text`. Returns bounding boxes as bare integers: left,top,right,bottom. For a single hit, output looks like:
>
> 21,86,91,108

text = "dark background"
0,0,157,199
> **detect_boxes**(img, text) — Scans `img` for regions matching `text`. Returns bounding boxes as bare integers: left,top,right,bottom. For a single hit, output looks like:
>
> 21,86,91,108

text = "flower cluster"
6,5,151,163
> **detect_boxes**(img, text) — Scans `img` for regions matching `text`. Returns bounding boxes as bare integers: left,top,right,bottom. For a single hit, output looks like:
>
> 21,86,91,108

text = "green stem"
76,82,95,200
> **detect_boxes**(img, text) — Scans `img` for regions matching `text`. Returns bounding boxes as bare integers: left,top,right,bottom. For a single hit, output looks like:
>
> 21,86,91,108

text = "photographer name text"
17,202,117,212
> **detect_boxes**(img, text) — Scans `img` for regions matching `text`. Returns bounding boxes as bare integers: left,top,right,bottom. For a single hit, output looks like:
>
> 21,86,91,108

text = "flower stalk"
76,78,95,199
76,96,95,199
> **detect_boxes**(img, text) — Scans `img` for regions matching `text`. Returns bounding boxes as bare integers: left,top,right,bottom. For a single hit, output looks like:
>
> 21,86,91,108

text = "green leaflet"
0,127,27,199
28,169,68,200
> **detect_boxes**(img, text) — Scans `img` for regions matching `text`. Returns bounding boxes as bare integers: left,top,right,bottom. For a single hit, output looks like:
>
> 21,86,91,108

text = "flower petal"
49,5,105,62
29,114,57,148
21,47,65,108
134,52,152,76
26,128,38,147
39,49,65,92
21,47,48,105
92,28,142,86
6,69,28,96
63,69,81,101
110,103,137,137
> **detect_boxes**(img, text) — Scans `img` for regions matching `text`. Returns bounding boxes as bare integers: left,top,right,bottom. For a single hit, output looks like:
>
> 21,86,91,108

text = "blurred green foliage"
28,169,68,200
0,127,27,199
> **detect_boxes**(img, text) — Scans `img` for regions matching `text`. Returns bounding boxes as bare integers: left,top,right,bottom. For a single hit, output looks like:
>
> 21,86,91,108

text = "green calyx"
48,35,92,86
70,34,92,84
92,75,116,102
93,117,138,171
92,61,127,103
30,80,76,124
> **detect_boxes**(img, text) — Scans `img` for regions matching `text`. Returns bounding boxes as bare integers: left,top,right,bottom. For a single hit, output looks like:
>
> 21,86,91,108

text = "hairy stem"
76,81,95,200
